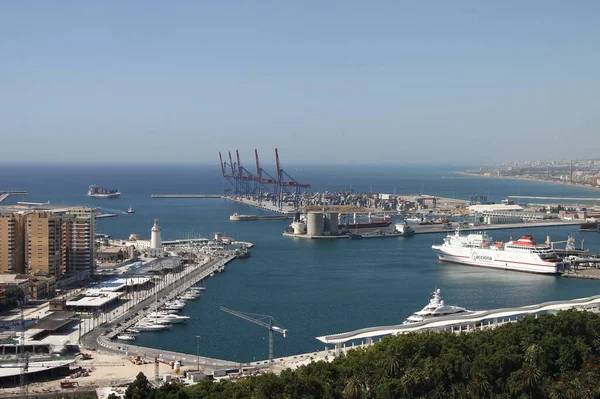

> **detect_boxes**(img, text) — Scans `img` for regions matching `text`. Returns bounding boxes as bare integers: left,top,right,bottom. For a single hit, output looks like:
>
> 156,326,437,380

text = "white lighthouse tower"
148,219,165,258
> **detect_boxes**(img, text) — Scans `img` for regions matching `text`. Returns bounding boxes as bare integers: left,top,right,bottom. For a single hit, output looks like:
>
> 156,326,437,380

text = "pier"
230,214,293,221
95,213,118,219
315,294,600,353
0,190,27,204
150,194,222,198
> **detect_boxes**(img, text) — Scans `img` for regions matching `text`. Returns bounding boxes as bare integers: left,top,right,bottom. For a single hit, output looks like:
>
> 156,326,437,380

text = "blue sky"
1,1,598,164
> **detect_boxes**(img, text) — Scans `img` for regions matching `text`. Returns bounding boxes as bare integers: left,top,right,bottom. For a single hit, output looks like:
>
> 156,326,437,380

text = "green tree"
125,372,154,399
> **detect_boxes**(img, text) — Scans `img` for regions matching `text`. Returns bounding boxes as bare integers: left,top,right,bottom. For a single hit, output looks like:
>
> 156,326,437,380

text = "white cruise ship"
432,229,567,274
404,288,471,324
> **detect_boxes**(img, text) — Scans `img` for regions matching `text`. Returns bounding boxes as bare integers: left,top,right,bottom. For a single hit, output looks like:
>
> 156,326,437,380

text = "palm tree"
469,375,492,398
522,364,542,399
343,377,362,399
380,349,401,378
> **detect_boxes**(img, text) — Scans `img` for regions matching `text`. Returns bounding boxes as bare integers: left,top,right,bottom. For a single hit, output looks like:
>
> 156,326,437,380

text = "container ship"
431,229,567,274
88,185,121,199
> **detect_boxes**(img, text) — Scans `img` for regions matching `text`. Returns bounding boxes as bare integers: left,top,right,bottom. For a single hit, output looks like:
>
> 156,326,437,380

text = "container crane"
220,307,287,369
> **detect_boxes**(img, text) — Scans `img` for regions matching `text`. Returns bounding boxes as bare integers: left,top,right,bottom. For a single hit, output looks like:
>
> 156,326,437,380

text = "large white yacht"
404,289,472,324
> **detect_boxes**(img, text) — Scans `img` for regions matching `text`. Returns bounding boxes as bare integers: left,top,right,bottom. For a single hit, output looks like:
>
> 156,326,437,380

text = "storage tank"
323,215,331,234
328,212,339,235
292,221,306,235
307,212,324,236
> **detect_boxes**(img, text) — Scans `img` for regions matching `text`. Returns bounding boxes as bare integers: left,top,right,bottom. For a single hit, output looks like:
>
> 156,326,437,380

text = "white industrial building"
468,204,558,224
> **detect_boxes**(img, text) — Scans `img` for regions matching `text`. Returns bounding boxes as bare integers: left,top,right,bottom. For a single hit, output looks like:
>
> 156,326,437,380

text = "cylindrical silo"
307,212,324,236
328,212,339,235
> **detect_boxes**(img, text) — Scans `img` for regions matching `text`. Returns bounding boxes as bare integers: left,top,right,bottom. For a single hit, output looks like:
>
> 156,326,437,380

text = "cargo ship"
339,213,393,231
88,185,121,199
432,229,567,274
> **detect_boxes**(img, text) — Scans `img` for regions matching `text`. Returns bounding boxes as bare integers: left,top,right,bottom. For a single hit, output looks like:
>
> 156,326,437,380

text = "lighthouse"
148,219,165,258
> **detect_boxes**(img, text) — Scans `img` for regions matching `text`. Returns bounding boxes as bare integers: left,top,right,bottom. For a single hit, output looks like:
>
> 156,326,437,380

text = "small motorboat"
117,334,136,341
126,205,135,214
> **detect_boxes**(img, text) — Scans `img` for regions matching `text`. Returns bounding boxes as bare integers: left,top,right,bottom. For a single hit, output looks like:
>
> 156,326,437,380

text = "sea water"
1,163,599,362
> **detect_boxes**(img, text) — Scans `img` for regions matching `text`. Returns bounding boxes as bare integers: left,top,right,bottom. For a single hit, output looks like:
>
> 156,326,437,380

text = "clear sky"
1,1,599,165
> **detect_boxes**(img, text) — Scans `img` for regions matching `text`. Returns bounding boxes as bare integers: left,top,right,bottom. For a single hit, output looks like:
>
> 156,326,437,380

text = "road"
81,256,239,369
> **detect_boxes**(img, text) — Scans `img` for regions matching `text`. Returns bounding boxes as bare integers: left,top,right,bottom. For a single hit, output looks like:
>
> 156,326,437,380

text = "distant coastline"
457,171,600,194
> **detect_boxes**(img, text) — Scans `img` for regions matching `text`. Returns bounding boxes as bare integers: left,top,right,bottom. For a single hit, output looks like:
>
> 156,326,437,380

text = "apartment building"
62,212,95,277
0,206,96,279
0,212,25,274
25,211,63,277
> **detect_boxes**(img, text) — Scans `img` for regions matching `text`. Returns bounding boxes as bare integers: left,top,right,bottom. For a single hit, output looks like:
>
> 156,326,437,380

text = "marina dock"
83,256,241,369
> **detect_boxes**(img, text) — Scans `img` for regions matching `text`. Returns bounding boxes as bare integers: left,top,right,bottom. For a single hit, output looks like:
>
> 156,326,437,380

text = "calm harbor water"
1,163,600,363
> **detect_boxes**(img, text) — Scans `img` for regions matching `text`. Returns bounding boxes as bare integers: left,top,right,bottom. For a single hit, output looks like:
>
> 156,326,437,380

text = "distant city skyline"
1,1,599,164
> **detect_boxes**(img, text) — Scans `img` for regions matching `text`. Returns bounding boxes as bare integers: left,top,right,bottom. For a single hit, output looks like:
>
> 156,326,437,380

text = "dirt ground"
1,351,179,396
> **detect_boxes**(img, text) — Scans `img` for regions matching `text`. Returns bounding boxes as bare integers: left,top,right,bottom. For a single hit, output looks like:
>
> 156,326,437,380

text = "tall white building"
148,219,165,258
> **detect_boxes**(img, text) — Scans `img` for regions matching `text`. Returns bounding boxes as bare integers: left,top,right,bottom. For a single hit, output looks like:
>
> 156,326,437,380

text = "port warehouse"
63,259,183,313
468,204,561,224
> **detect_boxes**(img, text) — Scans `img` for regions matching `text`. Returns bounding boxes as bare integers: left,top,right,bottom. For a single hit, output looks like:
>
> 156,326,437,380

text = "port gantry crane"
220,307,288,370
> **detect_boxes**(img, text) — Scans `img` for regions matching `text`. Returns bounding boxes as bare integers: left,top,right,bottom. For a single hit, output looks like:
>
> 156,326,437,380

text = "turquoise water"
2,163,600,362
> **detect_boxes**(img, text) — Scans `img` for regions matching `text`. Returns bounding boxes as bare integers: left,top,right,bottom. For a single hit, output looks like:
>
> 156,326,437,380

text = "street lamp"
196,335,201,370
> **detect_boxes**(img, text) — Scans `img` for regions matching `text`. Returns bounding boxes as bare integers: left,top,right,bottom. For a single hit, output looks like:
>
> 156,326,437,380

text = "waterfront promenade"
81,256,239,370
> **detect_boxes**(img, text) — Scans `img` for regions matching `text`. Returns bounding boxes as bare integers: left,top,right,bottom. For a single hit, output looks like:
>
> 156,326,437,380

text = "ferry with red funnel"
432,229,568,274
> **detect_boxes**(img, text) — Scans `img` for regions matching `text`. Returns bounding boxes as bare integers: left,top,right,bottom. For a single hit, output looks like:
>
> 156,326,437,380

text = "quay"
411,219,583,235
151,194,222,198
223,196,295,214
230,213,293,221
509,195,600,201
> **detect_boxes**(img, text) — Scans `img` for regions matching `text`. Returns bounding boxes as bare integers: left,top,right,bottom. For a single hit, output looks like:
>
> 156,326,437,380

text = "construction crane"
19,302,29,399
220,307,287,370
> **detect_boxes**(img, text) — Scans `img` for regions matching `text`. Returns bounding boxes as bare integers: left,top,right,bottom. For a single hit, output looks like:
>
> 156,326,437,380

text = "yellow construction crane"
220,307,287,370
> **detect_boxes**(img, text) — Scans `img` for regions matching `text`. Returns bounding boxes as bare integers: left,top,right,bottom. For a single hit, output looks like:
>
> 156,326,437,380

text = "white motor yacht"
161,301,186,311
178,292,200,300
403,289,472,324
147,312,190,324
117,334,136,341
134,323,171,331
